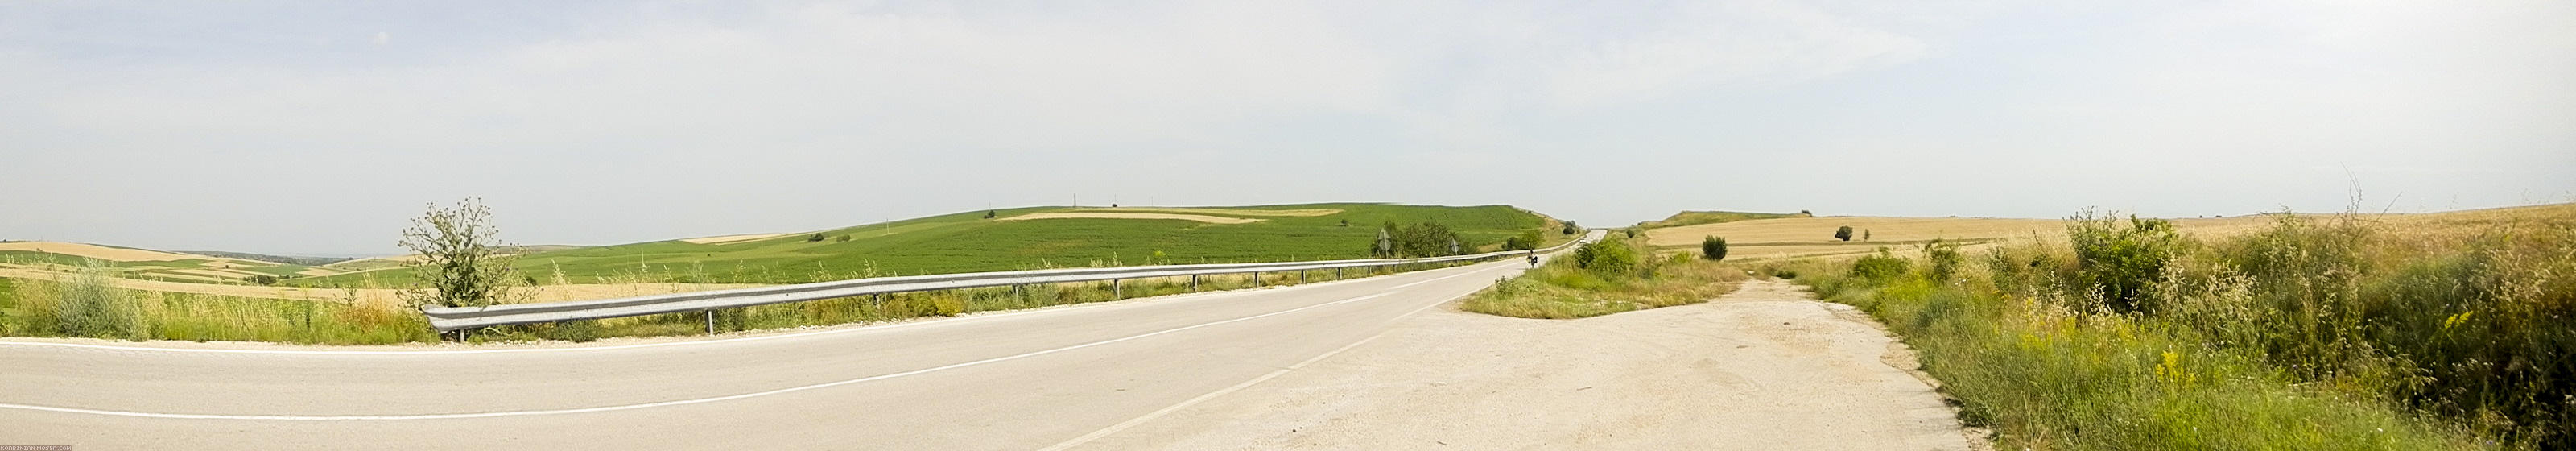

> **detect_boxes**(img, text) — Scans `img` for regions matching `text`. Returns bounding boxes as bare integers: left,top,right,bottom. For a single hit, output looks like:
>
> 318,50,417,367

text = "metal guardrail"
423,237,1587,332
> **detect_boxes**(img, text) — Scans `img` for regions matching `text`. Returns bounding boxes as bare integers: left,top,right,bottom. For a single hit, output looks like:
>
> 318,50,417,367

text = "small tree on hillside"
398,197,526,308
1834,226,1855,242
1561,221,1582,234
1701,235,1728,261
984,210,997,219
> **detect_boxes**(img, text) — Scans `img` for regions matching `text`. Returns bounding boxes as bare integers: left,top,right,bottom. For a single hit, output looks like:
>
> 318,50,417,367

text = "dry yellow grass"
1001,212,1263,224
1069,207,1344,217
0,267,754,308
1647,204,2573,260
166,268,262,280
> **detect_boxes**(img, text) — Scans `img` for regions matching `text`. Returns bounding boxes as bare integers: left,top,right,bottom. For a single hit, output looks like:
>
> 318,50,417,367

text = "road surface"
2,242,1971,449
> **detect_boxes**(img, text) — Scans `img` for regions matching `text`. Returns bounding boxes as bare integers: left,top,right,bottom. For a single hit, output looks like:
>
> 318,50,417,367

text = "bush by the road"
1700,236,1728,261
1769,209,2576,449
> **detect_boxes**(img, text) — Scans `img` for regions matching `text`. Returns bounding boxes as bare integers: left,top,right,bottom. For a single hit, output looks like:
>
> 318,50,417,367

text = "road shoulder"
1073,279,1979,450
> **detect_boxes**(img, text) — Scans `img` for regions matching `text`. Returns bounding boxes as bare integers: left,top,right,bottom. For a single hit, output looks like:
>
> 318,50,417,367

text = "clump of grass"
13,266,146,340
1778,207,2576,449
1463,237,1746,319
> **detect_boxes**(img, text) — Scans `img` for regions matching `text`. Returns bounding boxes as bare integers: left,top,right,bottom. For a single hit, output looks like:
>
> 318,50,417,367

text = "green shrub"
1701,236,1728,261
57,267,142,340
1921,238,1963,281
1571,238,1640,278
1848,248,1909,280
1835,226,1855,242
2066,210,2182,313
1504,230,1543,251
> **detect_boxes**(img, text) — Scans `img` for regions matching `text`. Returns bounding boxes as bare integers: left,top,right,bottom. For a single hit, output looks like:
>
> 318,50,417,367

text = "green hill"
1633,210,1809,230
294,203,1567,287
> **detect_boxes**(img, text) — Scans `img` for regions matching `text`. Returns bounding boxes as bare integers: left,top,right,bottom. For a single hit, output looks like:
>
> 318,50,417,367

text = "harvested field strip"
0,242,204,262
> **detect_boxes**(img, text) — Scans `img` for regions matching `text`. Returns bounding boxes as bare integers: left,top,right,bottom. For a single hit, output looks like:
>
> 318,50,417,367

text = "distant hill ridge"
291,202,1566,287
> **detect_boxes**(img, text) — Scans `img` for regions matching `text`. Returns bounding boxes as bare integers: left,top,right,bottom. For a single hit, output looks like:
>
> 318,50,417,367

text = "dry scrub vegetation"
1462,234,1747,318
1769,204,2576,449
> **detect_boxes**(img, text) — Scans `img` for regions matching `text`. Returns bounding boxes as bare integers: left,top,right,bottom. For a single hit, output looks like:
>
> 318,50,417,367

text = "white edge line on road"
1038,266,1501,450
0,266,1513,421
0,262,1503,356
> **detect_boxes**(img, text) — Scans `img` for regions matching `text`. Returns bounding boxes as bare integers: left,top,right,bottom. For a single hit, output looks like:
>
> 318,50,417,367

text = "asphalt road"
0,254,1556,449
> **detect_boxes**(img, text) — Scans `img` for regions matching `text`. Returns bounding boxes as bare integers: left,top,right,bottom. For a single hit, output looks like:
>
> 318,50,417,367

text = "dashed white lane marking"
0,266,1512,420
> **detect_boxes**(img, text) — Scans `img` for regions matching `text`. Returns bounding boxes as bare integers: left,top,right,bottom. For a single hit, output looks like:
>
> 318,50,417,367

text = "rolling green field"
294,203,1567,287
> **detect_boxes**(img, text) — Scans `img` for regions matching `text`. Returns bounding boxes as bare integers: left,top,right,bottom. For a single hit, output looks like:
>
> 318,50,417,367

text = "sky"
2,1,2571,256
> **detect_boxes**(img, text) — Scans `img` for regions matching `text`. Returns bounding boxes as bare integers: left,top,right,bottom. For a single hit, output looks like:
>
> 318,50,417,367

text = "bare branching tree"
398,197,525,308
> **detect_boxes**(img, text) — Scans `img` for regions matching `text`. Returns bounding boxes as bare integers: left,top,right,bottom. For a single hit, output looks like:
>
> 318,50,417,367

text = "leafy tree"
1560,221,1582,235
1864,229,1872,241
1379,221,1468,257
1701,236,1728,261
984,210,997,219
398,198,525,308
1834,226,1855,242
806,233,825,242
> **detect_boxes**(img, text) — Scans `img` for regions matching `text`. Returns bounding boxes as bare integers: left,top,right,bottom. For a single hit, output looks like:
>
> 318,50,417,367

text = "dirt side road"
1067,279,1978,450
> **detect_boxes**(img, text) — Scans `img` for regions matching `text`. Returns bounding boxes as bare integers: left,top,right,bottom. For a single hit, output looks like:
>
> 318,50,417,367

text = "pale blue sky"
4,1,2571,255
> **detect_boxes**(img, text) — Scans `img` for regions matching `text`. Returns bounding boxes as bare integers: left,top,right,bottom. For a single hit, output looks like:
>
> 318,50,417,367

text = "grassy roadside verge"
1462,234,1746,318
0,262,1473,345
1763,209,2574,449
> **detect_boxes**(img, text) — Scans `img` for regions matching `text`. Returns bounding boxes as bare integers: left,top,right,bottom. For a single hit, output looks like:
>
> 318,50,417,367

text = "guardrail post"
704,310,716,335
1190,274,1199,292
1298,270,1307,284
1113,279,1121,298
1253,271,1261,287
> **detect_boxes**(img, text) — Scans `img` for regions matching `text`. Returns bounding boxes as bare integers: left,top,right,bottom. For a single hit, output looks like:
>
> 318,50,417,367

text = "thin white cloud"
0,1,2566,254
